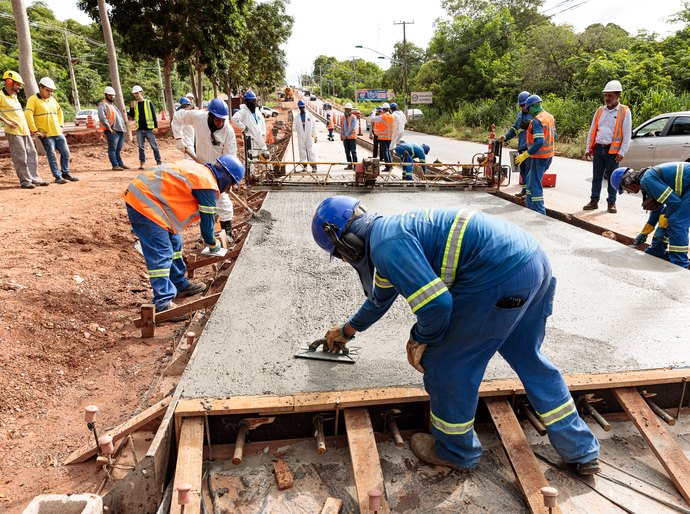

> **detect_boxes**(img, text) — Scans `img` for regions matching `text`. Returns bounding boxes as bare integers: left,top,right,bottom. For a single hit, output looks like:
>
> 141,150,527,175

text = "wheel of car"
272,112,278,117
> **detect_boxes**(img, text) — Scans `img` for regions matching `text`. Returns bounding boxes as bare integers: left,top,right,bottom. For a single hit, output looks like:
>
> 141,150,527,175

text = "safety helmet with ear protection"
312,196,366,261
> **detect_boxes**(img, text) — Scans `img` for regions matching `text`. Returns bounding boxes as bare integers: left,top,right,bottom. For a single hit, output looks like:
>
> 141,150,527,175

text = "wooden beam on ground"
140,304,155,338
133,293,221,328
65,397,171,464
170,416,204,514
343,408,390,514
320,497,343,514
485,397,560,514
613,387,690,504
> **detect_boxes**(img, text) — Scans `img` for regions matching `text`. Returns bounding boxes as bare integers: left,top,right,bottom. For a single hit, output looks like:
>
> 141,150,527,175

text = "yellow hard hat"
3,70,24,84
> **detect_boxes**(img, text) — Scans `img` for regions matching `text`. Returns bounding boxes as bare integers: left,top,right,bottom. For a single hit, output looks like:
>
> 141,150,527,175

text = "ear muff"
323,223,365,262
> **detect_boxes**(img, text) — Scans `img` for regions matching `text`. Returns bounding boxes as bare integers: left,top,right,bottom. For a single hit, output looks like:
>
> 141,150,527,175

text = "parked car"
621,111,690,170
259,105,279,118
406,108,424,121
73,109,98,126
309,95,317,101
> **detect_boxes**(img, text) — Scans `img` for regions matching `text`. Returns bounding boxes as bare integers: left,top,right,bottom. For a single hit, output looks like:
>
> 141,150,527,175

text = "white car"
406,108,424,120
260,106,279,118
73,109,98,126
622,111,690,170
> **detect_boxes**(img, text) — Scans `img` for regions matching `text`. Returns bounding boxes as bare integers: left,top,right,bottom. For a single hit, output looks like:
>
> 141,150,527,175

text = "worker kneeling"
124,156,244,313
393,141,429,180
312,196,601,474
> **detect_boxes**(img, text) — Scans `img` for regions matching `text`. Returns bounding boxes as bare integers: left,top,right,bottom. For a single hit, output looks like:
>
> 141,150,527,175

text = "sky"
35,0,685,85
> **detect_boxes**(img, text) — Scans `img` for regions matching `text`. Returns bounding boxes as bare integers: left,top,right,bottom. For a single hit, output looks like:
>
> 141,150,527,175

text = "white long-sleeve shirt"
231,104,268,155
171,109,237,162
586,103,632,156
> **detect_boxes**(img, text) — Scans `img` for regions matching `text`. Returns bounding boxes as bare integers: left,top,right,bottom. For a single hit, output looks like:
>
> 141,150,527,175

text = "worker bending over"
293,100,317,172
124,156,244,314
311,196,600,474
633,207,668,260
612,162,690,268
393,141,429,180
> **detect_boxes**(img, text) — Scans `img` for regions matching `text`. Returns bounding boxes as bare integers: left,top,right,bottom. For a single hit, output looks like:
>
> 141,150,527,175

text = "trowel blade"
294,346,361,364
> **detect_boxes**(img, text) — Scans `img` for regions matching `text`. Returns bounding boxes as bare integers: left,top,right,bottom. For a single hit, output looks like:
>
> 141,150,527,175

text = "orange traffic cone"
161,110,166,120
86,115,95,129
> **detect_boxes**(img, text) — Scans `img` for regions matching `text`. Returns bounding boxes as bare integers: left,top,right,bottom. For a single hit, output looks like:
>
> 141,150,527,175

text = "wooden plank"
65,397,171,464
343,408,390,514
613,387,690,504
141,304,155,338
170,416,204,514
294,387,428,412
485,397,560,514
175,395,295,418
273,459,294,490
132,293,221,327
320,497,343,514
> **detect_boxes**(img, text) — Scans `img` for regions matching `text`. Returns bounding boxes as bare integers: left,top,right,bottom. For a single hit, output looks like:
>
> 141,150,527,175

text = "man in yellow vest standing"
26,76,78,184
128,85,162,170
582,80,631,214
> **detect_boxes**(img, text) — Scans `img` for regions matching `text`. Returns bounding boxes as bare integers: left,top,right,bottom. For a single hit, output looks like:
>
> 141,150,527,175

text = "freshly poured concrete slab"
180,192,690,399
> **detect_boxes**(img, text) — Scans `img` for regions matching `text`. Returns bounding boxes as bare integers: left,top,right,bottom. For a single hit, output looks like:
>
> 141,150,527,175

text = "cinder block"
22,493,103,514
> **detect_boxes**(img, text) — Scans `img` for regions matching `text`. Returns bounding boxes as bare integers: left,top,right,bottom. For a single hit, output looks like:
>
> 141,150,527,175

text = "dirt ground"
0,113,281,511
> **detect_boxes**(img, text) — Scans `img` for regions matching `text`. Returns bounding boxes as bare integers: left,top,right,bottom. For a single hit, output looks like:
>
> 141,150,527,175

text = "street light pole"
349,56,358,107
393,20,414,114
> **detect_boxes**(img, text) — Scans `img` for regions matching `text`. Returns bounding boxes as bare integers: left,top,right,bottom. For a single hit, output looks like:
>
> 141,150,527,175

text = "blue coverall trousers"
126,204,190,310
526,157,552,215
517,149,530,192
665,197,690,268
420,246,600,469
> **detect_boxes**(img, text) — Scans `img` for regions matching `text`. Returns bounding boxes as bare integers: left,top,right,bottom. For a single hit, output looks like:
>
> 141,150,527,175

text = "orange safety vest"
526,111,555,159
98,101,115,132
327,118,334,130
588,104,630,155
374,112,394,141
123,161,219,233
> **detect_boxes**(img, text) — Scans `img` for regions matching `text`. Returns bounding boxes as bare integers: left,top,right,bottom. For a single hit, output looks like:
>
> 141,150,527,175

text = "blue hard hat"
297,100,305,107
610,167,632,195
390,102,398,109
208,98,229,119
517,91,530,105
525,94,542,108
216,155,245,185
178,97,192,106
244,91,257,101
312,196,361,255
422,144,430,155
376,106,382,112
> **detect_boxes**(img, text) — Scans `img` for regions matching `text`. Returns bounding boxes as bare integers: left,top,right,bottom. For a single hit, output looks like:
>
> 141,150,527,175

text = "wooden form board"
343,408,390,514
65,397,171,464
133,293,221,328
613,387,690,505
174,368,689,418
170,416,205,514
485,397,561,514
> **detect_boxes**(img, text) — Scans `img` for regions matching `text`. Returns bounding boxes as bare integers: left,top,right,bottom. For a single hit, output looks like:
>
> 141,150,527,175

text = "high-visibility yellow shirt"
0,88,30,136
25,93,64,136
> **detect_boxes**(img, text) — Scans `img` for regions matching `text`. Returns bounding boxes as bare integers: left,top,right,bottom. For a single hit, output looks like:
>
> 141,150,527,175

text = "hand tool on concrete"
577,394,611,431
232,416,275,465
200,245,228,257
294,337,361,364
383,409,404,448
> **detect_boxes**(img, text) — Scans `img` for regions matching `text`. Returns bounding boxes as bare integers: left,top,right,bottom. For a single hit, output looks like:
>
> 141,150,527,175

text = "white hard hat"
131,85,143,94
104,86,116,95
382,102,390,109
39,77,56,90
344,102,353,109
186,92,194,98
602,80,622,93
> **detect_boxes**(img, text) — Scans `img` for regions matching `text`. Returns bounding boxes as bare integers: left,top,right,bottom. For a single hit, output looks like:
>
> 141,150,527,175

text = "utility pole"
349,56,358,107
63,29,80,112
156,59,166,117
393,20,414,114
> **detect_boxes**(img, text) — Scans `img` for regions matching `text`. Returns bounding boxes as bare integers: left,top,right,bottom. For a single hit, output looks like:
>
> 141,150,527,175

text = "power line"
0,12,106,48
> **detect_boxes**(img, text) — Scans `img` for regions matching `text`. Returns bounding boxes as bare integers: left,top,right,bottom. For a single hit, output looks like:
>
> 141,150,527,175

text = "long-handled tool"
294,337,361,364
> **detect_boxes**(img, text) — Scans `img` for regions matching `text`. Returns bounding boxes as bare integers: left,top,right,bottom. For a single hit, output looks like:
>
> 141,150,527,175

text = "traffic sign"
410,91,433,104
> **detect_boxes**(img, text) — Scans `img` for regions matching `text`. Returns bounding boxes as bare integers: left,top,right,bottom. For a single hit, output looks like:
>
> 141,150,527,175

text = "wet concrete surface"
180,192,690,399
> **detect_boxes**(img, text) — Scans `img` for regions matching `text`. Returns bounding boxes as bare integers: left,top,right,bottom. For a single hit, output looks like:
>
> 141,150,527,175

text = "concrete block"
22,493,103,514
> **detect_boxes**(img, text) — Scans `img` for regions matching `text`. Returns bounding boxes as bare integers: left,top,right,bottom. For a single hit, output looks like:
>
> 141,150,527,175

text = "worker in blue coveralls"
612,162,690,268
498,91,531,198
393,141,429,180
633,206,669,260
514,95,556,214
311,195,601,474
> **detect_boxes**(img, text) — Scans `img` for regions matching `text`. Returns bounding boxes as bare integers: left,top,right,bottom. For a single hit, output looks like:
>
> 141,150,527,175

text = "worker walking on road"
311,196,601,474
26,76,78,184
123,156,244,314
172,98,238,240
98,86,128,171
498,91,531,198
293,100,317,172
515,95,556,215
393,141,429,180
390,102,407,149
341,102,358,169
128,85,162,170
583,80,632,214
326,113,335,141
232,91,269,177
612,162,690,268
0,70,48,189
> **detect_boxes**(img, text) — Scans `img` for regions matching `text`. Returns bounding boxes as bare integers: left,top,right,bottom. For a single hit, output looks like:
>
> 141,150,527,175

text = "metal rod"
518,400,547,436
204,414,213,461
677,380,687,420
580,397,611,432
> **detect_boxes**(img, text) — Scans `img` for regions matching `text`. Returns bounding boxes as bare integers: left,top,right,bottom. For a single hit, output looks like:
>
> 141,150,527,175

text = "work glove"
514,152,529,166
642,195,662,211
497,135,506,142
633,233,648,246
324,324,354,353
208,239,222,254
175,139,186,152
659,214,669,228
406,338,427,374
519,118,530,130
261,150,271,160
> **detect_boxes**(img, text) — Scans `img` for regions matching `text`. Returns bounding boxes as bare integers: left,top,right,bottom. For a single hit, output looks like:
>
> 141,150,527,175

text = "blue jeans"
526,157,552,215
421,247,600,468
40,134,71,178
590,145,618,203
126,204,189,310
105,130,125,167
343,139,357,163
136,129,162,165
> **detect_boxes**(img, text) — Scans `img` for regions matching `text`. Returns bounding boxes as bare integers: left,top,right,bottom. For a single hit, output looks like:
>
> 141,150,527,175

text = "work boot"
120,164,130,169
159,301,190,322
410,433,473,473
571,458,601,476
176,282,206,298
63,174,79,182
607,201,617,213
515,190,526,198
344,164,353,170
54,177,68,184
20,183,36,189
32,180,49,186
220,220,233,242
311,165,318,172
582,200,598,210
112,166,124,171
139,162,145,170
